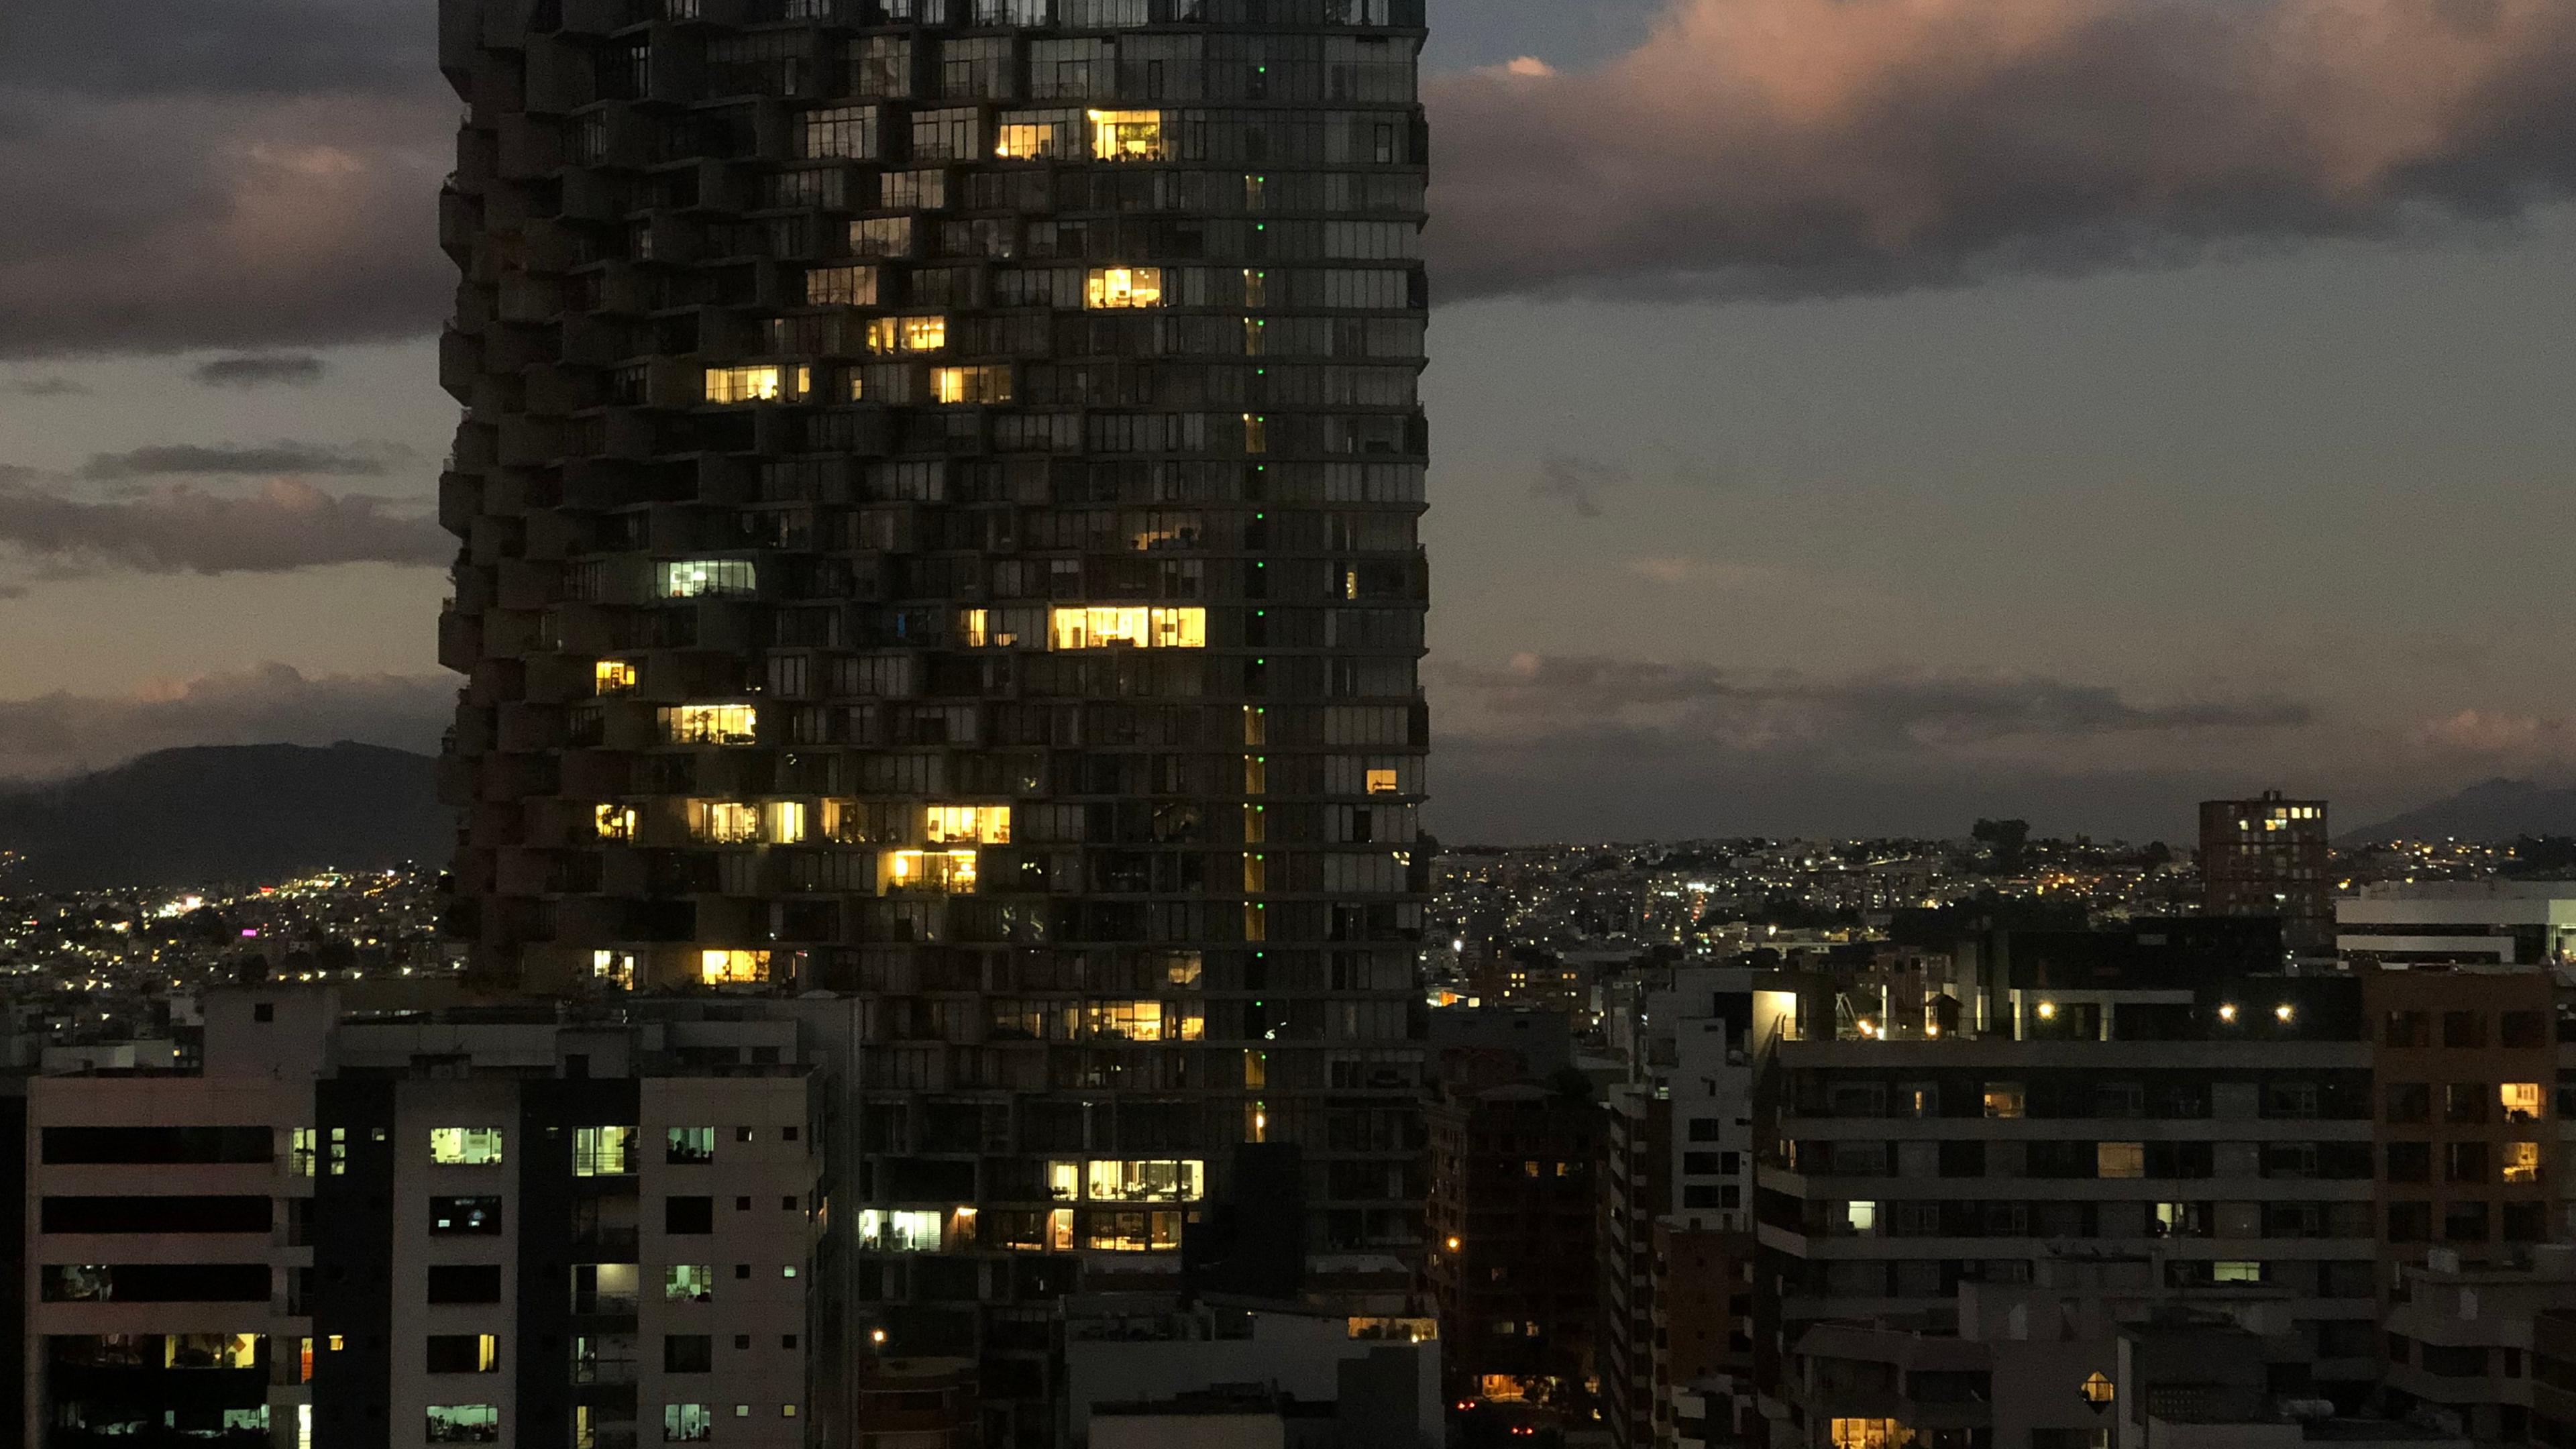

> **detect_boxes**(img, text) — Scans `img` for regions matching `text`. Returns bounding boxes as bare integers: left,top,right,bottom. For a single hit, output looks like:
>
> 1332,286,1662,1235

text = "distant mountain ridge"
2343,778,2576,845
0,743,449,892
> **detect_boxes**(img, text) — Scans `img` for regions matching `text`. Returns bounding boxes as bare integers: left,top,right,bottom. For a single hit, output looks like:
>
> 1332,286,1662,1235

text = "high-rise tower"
436,0,1429,1436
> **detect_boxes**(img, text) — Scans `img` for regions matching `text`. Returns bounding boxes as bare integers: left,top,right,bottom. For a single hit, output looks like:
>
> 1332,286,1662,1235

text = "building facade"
2199,793,2332,957
20,989,820,1449
435,3,1431,1439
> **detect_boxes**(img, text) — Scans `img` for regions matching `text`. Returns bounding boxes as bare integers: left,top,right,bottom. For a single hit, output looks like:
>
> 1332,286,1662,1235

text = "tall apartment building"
1756,945,2394,1441
20,989,819,1449
2200,792,2333,957
1596,967,1760,1449
434,3,1432,1439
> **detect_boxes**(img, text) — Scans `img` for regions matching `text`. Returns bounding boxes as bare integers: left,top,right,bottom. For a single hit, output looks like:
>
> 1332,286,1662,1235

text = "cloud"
1439,652,2312,751
0,663,451,782
1532,456,1624,517
1430,0,2576,303
0,478,449,576
2412,709,2576,761
193,354,327,388
6,376,87,396
78,443,392,480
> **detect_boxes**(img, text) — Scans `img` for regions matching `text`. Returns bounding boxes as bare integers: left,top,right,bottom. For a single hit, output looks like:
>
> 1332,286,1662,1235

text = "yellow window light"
595,659,637,695
701,950,771,985
887,849,979,894
1049,606,1208,651
926,806,1010,845
1088,110,1165,162
1086,266,1165,309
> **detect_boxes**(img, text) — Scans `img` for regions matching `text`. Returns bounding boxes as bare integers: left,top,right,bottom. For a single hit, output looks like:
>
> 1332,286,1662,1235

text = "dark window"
2504,1201,2548,1243
2503,1012,2548,1049
2385,1011,2430,1047
2446,1141,2489,1184
2444,1200,2491,1244
1681,1185,1723,1210
782,1196,800,1212
2387,1202,2432,1242
2385,1083,2430,1124
425,1334,495,1373
41,1126,272,1165
1937,1141,1986,1178
782,1334,798,1350
431,1197,503,1236
1686,1118,1723,1142
735,1334,751,1350
735,1127,755,1142
254,1003,275,1023
665,1334,714,1373
428,1265,504,1303
1682,1152,1725,1175
735,1196,752,1211
40,1196,271,1234
2446,1083,2489,1124
2444,1012,2487,1049
667,1197,715,1235
2423,1344,2490,1377
782,1126,800,1142
40,1263,270,1303
2385,1142,2431,1183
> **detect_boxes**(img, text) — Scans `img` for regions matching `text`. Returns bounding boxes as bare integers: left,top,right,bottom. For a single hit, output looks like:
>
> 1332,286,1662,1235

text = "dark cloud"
79,444,391,480
1440,654,2312,747
0,663,451,781
1431,0,2576,303
1532,456,1623,518
0,478,449,576
6,376,86,396
0,0,432,99
193,355,328,388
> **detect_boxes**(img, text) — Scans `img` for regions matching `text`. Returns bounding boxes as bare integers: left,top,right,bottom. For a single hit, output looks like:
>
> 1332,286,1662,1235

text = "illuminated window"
2504,1140,2542,1185
290,1128,317,1178
1048,606,1208,650
690,802,761,845
932,365,1013,405
2502,1083,2544,1123
1086,266,1164,309
163,1334,260,1370
666,1265,715,1302
926,805,1011,844
704,366,806,405
668,1127,714,1163
866,315,947,354
804,265,877,306
2081,1373,2116,1407
1073,1001,1204,1042
1829,1420,1913,1449
1084,1159,1205,1202
2097,1142,2146,1179
592,951,635,989
1843,1201,1877,1234
595,660,637,695
658,559,757,599
430,1128,504,1167
1089,109,1165,161
887,849,979,894
2212,1260,2263,1283
663,1405,715,1444
427,1405,500,1444
595,805,637,843
767,801,807,844
1982,1083,2025,1119
1365,769,1399,796
1048,1161,1081,1202
1083,1208,1184,1251
857,1209,944,1252
573,1126,637,1177
661,704,757,745
1049,1208,1075,1250
849,215,915,258
701,950,771,985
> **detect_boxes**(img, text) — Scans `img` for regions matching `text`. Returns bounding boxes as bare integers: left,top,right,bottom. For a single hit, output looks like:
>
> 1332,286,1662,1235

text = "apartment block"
433,5,1435,1432
1757,949,2391,1440
2200,793,2332,957
2339,885,2576,971
21,989,819,1449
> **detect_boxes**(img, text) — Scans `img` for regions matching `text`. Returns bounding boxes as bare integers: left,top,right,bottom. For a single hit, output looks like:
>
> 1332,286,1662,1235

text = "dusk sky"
2,0,2573,843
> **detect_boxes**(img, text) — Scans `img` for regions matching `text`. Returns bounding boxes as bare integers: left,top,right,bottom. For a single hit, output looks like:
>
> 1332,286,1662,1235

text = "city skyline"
5,0,2576,843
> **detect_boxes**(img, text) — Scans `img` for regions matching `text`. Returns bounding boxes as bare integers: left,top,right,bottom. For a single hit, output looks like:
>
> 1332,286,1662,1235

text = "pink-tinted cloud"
1431,0,2576,301
0,477,449,576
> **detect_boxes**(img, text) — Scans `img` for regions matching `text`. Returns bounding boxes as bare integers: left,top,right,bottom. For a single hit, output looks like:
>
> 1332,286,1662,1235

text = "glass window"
690,801,761,845
2504,1141,2542,1185
931,365,1014,405
574,1127,637,1178
669,1128,717,1165
432,1196,504,1234
1083,1159,1205,1202
661,704,758,745
885,849,980,894
427,1404,500,1444
659,559,757,599
704,366,807,405
666,1265,715,1302
2097,1142,2146,1179
926,805,1012,844
2502,1083,2544,1123
664,1403,715,1442
1090,109,1165,161
866,315,948,354
594,804,637,842
2211,1261,2263,1283
857,1209,945,1252
595,659,637,695
430,1128,504,1167
1048,606,1208,650
1086,266,1165,309
1982,1084,2026,1120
